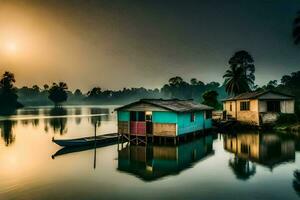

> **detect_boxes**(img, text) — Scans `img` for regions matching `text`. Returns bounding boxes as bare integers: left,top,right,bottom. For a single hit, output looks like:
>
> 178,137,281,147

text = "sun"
6,42,17,53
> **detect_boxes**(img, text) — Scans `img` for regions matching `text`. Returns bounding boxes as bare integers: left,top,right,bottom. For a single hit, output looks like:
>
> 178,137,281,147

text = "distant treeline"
10,70,300,115
16,76,227,106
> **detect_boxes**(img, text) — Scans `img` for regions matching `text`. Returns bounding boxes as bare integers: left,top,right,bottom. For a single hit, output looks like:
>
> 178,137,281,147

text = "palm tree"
48,82,68,106
229,50,255,89
223,65,252,96
293,11,300,45
0,71,22,111
0,71,16,90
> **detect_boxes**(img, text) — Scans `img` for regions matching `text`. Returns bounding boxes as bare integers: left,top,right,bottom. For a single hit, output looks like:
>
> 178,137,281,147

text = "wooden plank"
153,123,176,137
118,121,129,134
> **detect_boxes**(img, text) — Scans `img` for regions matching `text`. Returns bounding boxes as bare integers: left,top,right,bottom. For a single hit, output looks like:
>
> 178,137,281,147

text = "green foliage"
202,90,221,110
293,11,300,45
48,82,68,106
223,65,250,96
276,113,298,125
87,87,102,98
0,71,22,111
161,76,225,102
223,50,255,96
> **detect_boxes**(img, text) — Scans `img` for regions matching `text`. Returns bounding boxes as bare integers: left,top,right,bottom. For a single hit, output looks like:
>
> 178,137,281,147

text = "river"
0,106,300,200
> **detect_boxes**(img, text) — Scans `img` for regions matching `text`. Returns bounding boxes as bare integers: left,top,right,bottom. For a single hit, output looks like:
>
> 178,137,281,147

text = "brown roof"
115,99,214,112
223,90,294,101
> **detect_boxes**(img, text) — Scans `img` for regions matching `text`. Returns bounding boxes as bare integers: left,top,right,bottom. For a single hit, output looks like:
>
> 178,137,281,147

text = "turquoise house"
115,99,213,140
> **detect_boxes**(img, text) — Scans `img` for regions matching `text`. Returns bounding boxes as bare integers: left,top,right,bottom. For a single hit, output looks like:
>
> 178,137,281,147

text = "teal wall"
177,111,212,135
117,110,212,135
205,119,212,130
152,111,177,123
118,111,130,121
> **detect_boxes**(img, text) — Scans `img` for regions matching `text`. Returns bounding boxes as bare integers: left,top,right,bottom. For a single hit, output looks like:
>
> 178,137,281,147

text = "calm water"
1,106,300,200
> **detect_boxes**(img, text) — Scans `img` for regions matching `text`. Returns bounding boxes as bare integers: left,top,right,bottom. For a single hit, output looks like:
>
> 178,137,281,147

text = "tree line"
1,72,227,108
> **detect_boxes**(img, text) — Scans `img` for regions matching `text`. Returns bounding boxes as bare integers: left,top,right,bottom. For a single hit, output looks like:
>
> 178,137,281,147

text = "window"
130,111,145,121
130,111,137,121
230,102,232,111
137,111,145,121
206,110,212,119
241,144,250,154
240,101,250,111
190,112,195,122
267,101,280,112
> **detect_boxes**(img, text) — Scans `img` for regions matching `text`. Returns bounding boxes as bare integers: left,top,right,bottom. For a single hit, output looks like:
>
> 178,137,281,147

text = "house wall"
223,101,237,118
177,111,212,135
117,111,130,134
117,111,130,121
237,99,259,125
259,100,295,113
152,123,177,137
280,100,295,113
224,99,260,125
152,111,177,137
117,110,212,137
118,121,129,134
152,111,177,123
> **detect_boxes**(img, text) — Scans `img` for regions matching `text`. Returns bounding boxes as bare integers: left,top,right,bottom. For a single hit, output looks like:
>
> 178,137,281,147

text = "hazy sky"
0,0,299,91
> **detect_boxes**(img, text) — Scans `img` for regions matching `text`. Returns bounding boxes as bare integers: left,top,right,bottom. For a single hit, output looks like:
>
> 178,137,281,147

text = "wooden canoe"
52,133,118,147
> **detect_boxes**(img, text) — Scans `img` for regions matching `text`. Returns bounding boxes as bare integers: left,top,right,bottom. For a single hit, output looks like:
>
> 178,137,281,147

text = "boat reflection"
224,132,295,172
117,135,215,181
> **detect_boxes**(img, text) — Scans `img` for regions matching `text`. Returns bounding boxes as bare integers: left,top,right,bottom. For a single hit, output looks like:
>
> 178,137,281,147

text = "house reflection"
117,135,214,181
224,132,295,171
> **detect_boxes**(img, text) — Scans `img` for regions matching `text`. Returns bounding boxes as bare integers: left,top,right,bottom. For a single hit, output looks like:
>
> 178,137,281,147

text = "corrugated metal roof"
223,90,294,101
115,98,214,112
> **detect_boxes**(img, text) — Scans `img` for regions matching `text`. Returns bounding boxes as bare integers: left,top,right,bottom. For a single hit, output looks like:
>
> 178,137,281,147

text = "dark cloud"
0,0,299,91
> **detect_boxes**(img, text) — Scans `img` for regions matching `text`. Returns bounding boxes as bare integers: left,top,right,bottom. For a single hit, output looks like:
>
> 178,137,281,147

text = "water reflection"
224,132,295,173
229,157,256,180
89,108,109,127
117,135,215,181
48,107,68,135
0,106,113,144
74,108,82,125
0,120,16,146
